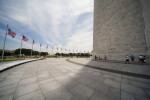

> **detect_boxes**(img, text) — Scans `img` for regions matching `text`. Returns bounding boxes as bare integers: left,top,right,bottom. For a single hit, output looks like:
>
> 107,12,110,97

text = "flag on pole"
40,43,42,47
46,45,48,48
22,35,28,41
8,28,16,38
33,40,35,44
1,24,8,62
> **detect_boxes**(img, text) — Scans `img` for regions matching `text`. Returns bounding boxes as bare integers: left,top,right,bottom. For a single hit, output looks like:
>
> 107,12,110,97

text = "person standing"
104,55,107,60
130,55,135,63
95,55,97,59
143,56,146,63
125,55,129,64
139,55,143,63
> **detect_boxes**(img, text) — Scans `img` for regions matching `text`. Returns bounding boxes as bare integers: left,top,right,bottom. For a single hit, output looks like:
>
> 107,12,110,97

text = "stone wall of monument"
140,0,150,63
93,0,149,62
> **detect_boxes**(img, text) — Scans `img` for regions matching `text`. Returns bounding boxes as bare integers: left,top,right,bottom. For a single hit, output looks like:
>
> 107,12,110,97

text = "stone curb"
0,58,41,72
93,59,150,65
66,59,150,79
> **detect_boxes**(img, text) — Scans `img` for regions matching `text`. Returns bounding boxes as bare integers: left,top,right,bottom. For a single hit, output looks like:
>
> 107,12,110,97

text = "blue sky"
0,0,93,53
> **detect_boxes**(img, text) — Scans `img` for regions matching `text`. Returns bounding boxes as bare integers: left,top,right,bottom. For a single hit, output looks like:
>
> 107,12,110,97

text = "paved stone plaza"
0,58,150,100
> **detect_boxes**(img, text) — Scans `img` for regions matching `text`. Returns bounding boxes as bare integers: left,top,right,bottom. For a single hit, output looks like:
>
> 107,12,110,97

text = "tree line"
0,48,48,56
0,48,91,57
55,53,91,57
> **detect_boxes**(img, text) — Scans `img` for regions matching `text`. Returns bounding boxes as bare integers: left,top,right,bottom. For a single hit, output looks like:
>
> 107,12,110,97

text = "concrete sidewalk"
0,58,150,100
0,58,41,72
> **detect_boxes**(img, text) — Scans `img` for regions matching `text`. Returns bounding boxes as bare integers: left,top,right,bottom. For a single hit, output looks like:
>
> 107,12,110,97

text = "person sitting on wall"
130,55,135,63
104,55,107,60
99,56,101,60
125,55,129,64
139,55,143,63
143,56,146,63
95,55,97,59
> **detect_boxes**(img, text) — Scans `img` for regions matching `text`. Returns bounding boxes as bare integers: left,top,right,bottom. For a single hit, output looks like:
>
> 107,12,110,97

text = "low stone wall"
0,58,41,72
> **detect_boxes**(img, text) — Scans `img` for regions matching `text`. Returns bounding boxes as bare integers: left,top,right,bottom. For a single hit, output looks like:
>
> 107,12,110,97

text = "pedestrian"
130,55,135,63
139,55,143,63
125,55,129,64
104,55,107,60
95,55,97,59
99,56,101,60
143,56,146,63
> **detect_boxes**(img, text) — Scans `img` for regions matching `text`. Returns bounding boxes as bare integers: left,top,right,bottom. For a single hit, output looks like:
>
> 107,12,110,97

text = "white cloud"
0,0,93,53
66,29,93,52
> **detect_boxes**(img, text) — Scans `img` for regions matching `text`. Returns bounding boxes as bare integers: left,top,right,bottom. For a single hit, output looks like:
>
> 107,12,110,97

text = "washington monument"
93,0,150,63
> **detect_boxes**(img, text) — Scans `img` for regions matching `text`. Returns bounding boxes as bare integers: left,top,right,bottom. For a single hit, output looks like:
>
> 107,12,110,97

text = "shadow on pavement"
0,58,150,100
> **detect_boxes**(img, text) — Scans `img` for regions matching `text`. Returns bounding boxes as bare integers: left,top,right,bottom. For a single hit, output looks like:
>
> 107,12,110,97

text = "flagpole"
47,45,48,56
40,46,41,57
20,33,23,59
60,48,62,54
57,46,58,53
46,45,48,56
39,43,41,57
46,47,47,56
52,47,53,55
1,24,8,62
31,40,33,57
46,47,48,56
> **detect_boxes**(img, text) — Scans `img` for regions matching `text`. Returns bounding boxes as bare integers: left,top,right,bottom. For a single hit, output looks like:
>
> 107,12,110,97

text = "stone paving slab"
14,90,45,100
0,58,150,100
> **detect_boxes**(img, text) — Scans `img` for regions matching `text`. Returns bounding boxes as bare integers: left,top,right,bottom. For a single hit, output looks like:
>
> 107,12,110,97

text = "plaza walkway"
0,58,150,100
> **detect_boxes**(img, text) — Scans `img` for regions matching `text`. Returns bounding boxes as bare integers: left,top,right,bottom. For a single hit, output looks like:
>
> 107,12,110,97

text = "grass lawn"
0,56,35,63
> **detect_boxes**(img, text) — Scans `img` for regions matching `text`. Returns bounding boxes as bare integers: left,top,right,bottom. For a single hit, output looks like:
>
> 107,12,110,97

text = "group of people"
95,55,107,60
125,54,146,64
138,55,146,63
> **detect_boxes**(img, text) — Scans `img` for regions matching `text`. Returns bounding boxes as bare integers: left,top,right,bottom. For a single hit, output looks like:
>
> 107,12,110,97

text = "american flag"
46,45,48,48
8,28,16,38
40,43,42,47
22,35,28,41
33,40,35,44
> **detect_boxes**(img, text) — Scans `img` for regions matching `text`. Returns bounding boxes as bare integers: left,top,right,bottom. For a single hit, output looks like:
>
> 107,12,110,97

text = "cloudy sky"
0,0,93,54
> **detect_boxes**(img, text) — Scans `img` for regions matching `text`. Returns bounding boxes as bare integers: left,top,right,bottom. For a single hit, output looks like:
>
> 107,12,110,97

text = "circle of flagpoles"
1,24,90,62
